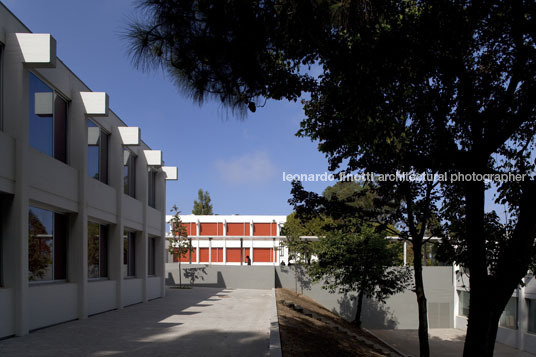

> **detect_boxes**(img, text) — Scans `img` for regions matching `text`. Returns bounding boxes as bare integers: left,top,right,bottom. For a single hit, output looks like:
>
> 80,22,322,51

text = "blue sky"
2,0,508,219
2,0,333,215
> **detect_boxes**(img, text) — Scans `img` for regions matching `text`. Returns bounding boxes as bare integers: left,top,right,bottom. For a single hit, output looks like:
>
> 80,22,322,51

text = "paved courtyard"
371,328,536,357
0,287,273,356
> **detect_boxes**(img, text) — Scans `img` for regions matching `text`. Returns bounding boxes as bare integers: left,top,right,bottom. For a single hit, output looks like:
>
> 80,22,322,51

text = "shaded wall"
165,263,275,290
165,263,454,329
275,265,454,329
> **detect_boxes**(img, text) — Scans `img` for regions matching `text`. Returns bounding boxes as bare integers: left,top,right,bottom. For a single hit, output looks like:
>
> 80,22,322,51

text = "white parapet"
118,127,140,146
80,92,109,116
162,166,178,180
144,150,162,167
15,33,56,67
34,92,53,116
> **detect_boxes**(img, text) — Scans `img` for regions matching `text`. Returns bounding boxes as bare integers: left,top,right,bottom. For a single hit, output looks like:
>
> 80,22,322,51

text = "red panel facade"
199,223,224,236
253,248,273,262
253,223,277,236
227,223,250,236
199,248,209,262
226,248,249,262
211,248,224,262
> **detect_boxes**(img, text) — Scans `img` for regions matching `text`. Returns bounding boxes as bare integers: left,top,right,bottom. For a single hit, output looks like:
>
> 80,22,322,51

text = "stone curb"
269,289,282,357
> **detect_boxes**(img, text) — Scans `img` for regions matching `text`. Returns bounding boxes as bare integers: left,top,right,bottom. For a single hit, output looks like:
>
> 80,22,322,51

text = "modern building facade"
0,4,177,338
455,271,536,354
165,215,290,265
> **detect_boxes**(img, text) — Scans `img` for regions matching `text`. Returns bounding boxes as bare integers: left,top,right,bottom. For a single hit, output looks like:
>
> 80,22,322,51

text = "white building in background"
0,4,177,338
165,215,292,265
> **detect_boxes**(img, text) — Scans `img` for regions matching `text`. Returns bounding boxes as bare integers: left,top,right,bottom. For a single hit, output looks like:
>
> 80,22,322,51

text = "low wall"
165,263,275,290
276,265,454,329
164,263,454,329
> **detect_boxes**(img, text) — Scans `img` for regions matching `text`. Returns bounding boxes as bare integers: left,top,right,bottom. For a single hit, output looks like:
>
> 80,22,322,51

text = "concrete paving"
0,287,273,357
370,328,536,357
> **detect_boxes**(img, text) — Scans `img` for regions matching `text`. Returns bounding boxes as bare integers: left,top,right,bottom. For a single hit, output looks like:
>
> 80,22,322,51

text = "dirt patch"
275,288,399,356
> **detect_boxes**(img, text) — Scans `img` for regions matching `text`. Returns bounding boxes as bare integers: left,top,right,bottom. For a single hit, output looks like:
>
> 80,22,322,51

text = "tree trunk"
413,241,430,357
462,179,493,356
179,259,182,287
463,292,502,357
354,289,364,327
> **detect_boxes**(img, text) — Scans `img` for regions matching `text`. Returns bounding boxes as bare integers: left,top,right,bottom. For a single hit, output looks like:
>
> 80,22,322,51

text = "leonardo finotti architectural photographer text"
282,171,529,183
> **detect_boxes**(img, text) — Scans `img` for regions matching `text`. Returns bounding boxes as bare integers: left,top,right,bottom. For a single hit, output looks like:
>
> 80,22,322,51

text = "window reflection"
28,207,53,281
29,73,68,163
88,120,100,180
29,74,53,156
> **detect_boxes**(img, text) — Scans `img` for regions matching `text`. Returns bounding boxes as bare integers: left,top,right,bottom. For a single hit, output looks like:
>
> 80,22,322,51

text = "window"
148,237,156,276
88,222,108,279
28,206,67,281
148,169,156,208
458,290,470,317
123,231,136,277
88,119,109,184
0,44,4,130
29,73,67,163
499,297,518,329
528,299,536,334
123,149,136,198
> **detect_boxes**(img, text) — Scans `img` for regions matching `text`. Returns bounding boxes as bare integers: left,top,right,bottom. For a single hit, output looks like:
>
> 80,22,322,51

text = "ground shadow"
0,287,240,356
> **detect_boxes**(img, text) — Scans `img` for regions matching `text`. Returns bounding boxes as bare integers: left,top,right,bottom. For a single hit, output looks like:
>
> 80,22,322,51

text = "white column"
518,281,527,350
69,91,91,321
403,241,407,265
223,237,227,264
4,36,30,336
137,147,149,303
196,237,200,263
110,123,126,309
209,238,212,265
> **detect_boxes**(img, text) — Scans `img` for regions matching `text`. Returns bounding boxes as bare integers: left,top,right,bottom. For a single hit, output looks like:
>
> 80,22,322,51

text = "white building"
165,215,291,265
0,4,177,338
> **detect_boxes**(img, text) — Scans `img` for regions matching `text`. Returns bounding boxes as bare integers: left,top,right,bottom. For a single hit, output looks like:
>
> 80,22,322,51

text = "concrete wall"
87,280,116,316
0,2,171,337
275,265,454,329
165,263,275,290
0,288,14,337
28,283,77,330
165,263,453,329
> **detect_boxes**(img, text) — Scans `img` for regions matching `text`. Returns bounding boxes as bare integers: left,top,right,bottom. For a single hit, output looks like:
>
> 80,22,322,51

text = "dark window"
88,119,109,183
123,149,136,198
499,297,518,329
28,206,67,281
124,231,136,277
457,290,469,317
0,45,4,130
88,222,108,279
148,237,156,276
528,299,536,334
29,73,68,163
148,169,156,208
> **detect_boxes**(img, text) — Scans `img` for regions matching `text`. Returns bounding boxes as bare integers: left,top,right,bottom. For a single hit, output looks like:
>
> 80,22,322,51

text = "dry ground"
275,288,400,357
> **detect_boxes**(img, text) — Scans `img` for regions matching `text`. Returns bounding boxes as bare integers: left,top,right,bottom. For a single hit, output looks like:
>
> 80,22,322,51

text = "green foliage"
129,1,536,353
281,212,333,264
310,228,410,301
192,189,213,215
168,205,193,286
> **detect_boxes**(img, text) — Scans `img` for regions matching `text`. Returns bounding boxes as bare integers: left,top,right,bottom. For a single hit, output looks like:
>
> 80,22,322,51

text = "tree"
290,179,439,355
192,189,213,215
281,212,332,265
128,2,536,355
310,227,410,327
168,205,193,287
